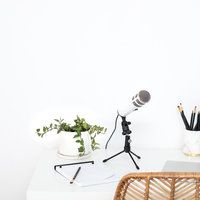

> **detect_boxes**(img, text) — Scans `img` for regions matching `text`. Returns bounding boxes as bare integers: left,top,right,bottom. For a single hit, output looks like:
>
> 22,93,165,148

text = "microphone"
118,90,151,117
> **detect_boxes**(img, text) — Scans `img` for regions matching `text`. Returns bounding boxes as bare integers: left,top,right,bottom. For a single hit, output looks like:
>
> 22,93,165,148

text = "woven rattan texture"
114,172,200,200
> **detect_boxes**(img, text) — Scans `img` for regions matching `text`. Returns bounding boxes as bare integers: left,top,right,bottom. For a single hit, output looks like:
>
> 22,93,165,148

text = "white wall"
1,0,200,199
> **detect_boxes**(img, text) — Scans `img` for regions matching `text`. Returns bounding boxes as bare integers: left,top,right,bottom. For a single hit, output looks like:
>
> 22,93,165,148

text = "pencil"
70,166,81,184
197,112,200,131
190,110,194,130
178,105,190,130
191,106,197,130
194,111,200,131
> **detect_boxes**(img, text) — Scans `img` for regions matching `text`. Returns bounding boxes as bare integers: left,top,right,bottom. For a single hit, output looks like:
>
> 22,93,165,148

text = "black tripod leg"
103,150,125,163
128,152,140,170
130,151,141,159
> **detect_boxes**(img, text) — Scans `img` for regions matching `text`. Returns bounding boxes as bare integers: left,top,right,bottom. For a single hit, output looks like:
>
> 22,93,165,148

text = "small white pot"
57,131,92,159
183,129,200,156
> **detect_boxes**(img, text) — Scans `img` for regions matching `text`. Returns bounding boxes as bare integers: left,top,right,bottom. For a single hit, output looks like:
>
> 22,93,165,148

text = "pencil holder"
183,129,200,156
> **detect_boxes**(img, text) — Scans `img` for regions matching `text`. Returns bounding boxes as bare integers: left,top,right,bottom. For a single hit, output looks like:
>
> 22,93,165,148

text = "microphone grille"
138,90,151,103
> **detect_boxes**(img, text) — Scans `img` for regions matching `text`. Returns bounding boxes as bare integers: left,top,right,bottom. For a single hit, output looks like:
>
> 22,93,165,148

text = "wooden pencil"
191,106,197,130
194,111,200,131
177,105,190,130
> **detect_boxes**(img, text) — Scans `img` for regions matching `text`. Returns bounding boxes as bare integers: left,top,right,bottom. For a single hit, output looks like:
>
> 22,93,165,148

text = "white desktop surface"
26,148,200,200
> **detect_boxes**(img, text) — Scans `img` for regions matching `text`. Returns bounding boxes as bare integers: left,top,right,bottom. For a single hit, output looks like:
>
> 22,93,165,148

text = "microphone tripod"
103,116,141,170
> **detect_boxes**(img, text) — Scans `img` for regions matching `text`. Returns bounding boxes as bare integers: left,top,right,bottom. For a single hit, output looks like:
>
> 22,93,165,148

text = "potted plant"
36,116,107,158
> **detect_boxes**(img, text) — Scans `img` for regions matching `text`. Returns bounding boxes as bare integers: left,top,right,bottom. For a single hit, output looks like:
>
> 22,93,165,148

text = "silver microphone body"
118,90,151,117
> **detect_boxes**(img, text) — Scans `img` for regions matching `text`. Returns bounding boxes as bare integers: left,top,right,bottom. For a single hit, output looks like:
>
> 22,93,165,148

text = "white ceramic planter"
183,129,200,156
57,131,92,159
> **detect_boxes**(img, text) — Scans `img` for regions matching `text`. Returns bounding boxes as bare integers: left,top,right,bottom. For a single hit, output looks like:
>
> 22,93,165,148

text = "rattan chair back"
114,172,200,200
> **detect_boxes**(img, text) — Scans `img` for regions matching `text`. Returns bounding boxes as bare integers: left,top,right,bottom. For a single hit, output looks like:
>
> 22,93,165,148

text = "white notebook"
55,163,119,186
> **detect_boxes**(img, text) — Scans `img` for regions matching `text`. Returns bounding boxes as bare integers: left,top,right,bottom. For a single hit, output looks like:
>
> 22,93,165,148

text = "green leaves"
88,125,106,151
72,116,91,132
54,118,64,123
73,134,79,138
35,115,107,156
78,146,84,153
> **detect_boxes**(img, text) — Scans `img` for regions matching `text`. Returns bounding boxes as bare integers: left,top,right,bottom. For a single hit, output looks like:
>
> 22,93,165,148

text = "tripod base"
104,116,141,170
103,150,141,170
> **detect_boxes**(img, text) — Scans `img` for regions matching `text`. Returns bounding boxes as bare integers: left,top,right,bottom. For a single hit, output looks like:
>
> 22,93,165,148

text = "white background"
1,0,200,199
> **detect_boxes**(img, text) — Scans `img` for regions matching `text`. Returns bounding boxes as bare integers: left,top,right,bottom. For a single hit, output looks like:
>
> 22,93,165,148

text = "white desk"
26,147,200,200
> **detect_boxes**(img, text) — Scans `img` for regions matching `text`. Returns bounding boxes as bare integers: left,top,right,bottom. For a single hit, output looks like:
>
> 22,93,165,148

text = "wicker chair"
114,172,200,200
